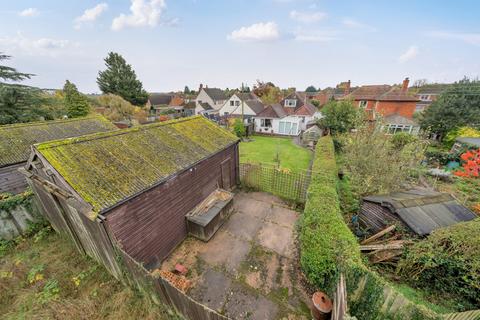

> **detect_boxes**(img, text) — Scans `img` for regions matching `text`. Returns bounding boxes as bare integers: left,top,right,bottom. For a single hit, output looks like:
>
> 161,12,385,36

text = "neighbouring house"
218,92,265,123
311,80,355,106
0,115,117,195
359,188,477,236
254,92,321,136
23,116,239,274
195,85,228,115
343,78,421,134
414,83,449,113
146,93,174,109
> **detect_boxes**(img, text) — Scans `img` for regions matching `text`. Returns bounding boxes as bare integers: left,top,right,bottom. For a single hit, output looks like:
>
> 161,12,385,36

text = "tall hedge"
300,136,439,319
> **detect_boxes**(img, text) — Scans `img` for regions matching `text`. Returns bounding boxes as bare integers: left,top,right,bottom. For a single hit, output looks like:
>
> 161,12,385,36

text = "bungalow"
195,85,228,115
254,92,321,136
22,116,239,273
218,92,265,122
0,116,117,195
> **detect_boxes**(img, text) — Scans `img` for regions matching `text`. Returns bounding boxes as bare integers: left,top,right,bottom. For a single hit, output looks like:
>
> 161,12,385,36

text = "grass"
240,135,312,172
0,227,179,320
392,283,457,314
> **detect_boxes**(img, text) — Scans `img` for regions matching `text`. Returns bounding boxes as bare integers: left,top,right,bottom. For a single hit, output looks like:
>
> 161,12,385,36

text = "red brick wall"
354,99,416,119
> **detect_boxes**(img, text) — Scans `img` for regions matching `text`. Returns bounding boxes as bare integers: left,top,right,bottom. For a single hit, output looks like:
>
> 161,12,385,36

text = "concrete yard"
161,191,311,319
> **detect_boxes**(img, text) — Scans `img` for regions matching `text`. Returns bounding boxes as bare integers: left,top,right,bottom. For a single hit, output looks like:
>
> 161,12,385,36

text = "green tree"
320,100,363,134
183,86,190,94
419,78,480,139
63,80,90,118
97,52,148,106
305,85,317,92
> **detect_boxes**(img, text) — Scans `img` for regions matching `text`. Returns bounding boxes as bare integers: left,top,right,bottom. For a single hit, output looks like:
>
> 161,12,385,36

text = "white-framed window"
230,100,235,106
385,124,413,134
420,95,429,101
235,100,240,106
261,119,272,127
279,121,298,135
284,99,297,107
359,100,368,108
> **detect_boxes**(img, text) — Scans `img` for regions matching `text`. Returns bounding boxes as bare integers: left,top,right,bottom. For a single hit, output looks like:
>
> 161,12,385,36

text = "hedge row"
300,136,439,320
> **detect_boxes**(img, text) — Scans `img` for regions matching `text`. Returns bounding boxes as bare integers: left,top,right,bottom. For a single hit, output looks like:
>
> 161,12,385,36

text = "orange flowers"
454,148,480,178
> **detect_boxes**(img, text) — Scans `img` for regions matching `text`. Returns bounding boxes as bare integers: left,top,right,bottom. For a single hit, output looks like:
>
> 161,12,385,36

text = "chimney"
199,83,203,91
345,80,351,95
402,77,409,92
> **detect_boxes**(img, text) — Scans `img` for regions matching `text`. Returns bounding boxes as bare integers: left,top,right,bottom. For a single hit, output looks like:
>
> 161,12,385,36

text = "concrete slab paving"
224,211,262,241
224,284,279,320
256,221,295,258
233,197,271,220
189,268,232,312
265,205,299,229
198,228,250,273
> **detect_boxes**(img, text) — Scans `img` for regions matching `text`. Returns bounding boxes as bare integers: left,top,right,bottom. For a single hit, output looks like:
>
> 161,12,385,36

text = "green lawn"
240,135,312,171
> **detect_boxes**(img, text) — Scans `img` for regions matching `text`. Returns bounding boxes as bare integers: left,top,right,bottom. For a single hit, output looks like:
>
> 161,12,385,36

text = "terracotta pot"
311,291,332,320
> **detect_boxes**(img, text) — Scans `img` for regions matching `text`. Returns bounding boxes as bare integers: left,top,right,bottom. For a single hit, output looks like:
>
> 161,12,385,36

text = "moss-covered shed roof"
0,115,117,167
35,116,239,214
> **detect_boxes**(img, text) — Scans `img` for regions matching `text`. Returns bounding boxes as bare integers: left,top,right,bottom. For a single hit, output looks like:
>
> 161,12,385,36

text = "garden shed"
22,116,239,275
360,188,477,236
0,115,116,195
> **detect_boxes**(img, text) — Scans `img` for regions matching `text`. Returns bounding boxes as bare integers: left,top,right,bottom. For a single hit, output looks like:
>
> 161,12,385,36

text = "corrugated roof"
35,116,239,214
0,115,117,168
363,188,477,236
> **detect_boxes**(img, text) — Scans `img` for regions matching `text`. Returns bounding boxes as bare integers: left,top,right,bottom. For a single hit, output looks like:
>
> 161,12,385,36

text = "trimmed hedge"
300,136,440,319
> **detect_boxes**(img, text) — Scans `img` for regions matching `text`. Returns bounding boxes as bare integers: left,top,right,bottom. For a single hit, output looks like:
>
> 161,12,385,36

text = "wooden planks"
0,163,28,194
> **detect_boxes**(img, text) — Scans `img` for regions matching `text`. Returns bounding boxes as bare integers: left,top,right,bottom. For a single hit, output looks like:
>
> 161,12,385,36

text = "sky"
1,0,479,93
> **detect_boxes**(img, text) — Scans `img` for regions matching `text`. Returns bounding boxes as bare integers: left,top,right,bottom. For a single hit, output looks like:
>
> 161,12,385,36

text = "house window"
235,100,240,106
284,99,297,107
224,112,229,116
261,119,272,128
279,121,297,135
420,95,429,101
359,100,368,108
386,124,413,134
230,100,235,106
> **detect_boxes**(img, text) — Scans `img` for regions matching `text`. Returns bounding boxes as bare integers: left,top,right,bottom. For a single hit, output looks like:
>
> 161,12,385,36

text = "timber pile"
359,225,411,264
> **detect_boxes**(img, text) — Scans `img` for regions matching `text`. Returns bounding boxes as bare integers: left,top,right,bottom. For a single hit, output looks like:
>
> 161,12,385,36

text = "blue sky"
1,0,479,93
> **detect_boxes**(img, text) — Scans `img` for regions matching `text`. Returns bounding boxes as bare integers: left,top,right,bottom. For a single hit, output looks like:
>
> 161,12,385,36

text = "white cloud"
19,8,39,17
75,3,108,29
398,46,418,63
342,18,376,31
289,10,327,23
112,0,170,31
228,22,280,42
294,29,336,42
426,31,480,46
0,33,76,57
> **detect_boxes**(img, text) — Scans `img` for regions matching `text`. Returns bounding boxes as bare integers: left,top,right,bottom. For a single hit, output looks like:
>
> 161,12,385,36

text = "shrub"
390,132,418,149
320,100,364,134
444,126,480,148
397,219,480,308
233,118,245,138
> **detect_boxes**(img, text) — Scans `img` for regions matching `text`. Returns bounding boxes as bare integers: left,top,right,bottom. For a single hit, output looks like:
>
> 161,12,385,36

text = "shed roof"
363,189,477,236
0,115,117,168
456,137,480,147
34,116,239,214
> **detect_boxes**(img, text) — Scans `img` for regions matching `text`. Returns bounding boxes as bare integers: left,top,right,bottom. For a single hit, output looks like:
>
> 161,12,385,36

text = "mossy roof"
35,116,239,214
0,115,117,167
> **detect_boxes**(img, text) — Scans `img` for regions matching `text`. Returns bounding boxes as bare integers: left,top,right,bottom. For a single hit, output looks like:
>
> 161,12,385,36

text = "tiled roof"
244,100,265,115
257,104,287,118
416,84,450,95
203,88,227,101
169,96,185,106
346,85,418,102
0,115,117,167
149,93,173,106
34,116,238,214
378,88,419,101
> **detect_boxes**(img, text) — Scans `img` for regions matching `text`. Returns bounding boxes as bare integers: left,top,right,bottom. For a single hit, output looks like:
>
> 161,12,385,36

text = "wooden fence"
331,274,348,320
239,163,311,203
118,247,228,320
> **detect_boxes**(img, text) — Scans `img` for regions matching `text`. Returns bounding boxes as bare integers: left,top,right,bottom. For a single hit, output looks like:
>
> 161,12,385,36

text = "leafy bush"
398,219,480,309
320,100,364,134
233,118,245,138
340,124,426,198
390,132,418,149
444,126,480,148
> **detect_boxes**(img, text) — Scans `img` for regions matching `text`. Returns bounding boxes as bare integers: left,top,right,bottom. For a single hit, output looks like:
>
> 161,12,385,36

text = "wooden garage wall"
106,144,239,270
28,178,122,279
0,163,28,194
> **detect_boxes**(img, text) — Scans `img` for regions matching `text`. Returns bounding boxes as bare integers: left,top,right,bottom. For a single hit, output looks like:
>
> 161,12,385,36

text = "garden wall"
300,136,441,320
0,191,41,240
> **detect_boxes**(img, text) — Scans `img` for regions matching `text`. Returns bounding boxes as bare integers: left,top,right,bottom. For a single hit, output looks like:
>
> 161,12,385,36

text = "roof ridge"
0,115,107,131
36,115,206,150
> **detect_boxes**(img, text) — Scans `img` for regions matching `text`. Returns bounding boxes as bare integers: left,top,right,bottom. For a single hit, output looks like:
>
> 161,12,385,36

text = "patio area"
160,191,311,319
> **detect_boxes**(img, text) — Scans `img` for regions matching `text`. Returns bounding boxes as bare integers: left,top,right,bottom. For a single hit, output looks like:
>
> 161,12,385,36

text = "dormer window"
420,95,429,101
284,99,297,107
